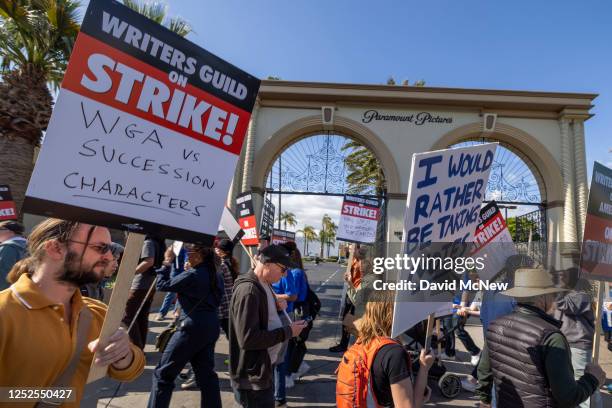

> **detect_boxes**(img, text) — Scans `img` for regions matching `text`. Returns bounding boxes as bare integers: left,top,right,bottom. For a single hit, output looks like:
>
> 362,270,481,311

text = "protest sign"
0,185,18,221
260,196,276,238
580,162,612,363
581,161,612,282
391,143,497,337
272,229,296,245
218,206,245,243
20,0,260,382
236,192,259,246
472,201,517,280
23,0,260,246
336,195,380,244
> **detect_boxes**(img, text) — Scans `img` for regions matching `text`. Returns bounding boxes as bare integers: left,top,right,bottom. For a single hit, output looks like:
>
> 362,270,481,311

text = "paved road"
83,262,612,407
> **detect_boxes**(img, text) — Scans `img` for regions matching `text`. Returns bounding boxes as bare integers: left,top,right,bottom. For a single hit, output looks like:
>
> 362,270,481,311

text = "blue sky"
79,0,611,171
76,1,611,248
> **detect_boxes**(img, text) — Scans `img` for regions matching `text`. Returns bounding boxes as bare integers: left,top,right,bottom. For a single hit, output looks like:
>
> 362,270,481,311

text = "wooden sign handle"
424,313,435,352
87,232,145,383
592,280,605,363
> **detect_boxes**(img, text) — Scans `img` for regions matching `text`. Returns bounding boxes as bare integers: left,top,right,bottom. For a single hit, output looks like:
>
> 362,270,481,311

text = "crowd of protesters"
1,218,611,407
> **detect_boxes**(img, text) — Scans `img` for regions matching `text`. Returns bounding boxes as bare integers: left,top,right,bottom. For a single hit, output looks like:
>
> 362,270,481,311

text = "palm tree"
0,0,81,215
319,214,333,258
325,221,337,257
122,1,191,37
280,211,297,231
341,140,386,196
0,1,191,217
298,225,317,255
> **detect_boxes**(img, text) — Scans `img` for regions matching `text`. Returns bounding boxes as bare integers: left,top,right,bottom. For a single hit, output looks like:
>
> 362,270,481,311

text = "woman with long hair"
148,243,223,408
355,291,433,408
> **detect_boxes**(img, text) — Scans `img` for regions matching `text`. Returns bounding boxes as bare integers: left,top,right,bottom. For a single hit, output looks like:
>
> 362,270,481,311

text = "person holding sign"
0,219,145,407
148,243,224,408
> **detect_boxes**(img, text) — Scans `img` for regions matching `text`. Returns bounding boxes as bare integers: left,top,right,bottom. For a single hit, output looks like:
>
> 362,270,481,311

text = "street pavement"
83,262,612,407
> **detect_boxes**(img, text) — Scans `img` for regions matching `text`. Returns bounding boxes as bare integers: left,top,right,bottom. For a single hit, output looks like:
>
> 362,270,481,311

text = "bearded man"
0,218,145,407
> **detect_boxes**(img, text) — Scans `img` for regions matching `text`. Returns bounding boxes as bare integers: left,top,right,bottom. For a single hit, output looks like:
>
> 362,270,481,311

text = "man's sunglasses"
68,240,113,255
275,263,289,273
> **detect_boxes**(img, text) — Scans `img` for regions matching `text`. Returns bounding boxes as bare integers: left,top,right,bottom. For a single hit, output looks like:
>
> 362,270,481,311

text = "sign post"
579,162,612,364
271,229,296,245
0,185,18,221
336,195,380,244
236,192,259,246
260,195,276,239
21,0,260,383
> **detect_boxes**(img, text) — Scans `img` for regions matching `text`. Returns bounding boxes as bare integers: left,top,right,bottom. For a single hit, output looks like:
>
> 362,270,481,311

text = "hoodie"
229,270,292,390
0,236,27,290
554,290,595,350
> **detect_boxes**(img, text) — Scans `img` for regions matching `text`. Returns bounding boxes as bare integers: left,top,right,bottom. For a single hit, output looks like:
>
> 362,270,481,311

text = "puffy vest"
486,305,563,408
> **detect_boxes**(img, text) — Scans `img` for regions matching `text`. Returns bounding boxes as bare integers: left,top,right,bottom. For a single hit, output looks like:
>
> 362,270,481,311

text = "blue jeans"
233,387,274,408
274,347,292,401
148,315,221,408
158,292,177,316
443,314,481,356
158,267,182,316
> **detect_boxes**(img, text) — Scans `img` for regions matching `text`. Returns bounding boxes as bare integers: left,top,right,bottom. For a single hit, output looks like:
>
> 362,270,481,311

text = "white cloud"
273,194,343,232
270,194,344,257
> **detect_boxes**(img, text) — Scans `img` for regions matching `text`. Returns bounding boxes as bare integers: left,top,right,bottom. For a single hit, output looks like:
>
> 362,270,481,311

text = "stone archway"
250,114,401,194
433,122,565,243
432,122,563,204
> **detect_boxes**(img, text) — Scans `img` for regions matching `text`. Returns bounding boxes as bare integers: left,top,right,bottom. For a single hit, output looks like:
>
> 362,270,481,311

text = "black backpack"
306,284,321,319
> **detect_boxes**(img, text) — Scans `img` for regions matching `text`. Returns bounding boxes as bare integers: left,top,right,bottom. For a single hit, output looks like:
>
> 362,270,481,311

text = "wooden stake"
239,241,255,267
592,280,605,363
436,319,442,357
87,232,145,383
424,313,435,352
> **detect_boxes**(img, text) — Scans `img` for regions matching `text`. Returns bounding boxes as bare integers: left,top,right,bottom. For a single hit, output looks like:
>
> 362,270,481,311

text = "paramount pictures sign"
362,110,453,125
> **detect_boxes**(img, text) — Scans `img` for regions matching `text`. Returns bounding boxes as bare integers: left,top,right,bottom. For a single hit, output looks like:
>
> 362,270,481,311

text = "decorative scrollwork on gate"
268,134,350,194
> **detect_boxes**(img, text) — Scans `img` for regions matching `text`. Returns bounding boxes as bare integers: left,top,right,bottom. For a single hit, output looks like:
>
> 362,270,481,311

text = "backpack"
305,284,321,319
336,337,407,408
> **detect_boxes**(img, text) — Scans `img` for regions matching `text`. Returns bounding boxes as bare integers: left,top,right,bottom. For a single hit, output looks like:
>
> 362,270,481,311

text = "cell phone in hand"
303,316,313,323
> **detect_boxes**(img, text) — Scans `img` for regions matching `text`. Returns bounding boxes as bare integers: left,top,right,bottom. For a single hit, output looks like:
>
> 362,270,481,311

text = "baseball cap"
0,221,24,235
259,244,294,268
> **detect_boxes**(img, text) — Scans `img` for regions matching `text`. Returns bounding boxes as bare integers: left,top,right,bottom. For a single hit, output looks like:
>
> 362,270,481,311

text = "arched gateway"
229,81,595,260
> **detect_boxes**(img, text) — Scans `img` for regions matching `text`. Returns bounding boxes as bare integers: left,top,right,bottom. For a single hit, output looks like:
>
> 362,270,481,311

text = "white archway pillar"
572,119,588,242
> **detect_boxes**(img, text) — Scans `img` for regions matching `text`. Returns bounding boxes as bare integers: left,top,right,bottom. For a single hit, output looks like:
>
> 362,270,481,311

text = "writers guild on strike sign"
23,0,261,244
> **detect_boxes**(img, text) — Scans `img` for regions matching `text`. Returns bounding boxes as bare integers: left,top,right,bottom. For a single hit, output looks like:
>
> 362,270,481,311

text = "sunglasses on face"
275,263,289,273
68,240,113,255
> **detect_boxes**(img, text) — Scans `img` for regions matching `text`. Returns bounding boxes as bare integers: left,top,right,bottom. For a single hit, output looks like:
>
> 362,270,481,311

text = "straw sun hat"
501,267,569,298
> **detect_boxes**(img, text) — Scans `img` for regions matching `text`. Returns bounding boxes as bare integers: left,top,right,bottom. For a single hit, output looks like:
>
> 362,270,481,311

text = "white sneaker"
440,352,456,361
296,361,310,377
285,375,295,389
461,378,477,393
471,352,481,366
